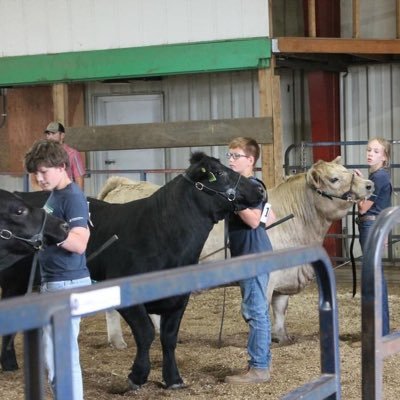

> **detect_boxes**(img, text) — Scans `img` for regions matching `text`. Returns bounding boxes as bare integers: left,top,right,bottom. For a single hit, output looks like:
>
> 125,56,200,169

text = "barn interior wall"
84,70,264,194
271,0,304,36
0,84,85,189
341,0,397,38
340,63,400,259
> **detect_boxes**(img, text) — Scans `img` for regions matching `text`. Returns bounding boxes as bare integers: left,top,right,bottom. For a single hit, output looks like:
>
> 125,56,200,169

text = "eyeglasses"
226,152,249,160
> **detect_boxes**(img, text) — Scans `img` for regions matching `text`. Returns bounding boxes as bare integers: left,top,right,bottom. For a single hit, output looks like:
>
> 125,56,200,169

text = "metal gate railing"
0,244,341,400
362,206,400,399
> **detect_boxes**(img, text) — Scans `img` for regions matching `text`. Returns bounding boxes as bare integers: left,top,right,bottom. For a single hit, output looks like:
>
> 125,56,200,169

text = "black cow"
0,189,69,370
0,189,68,270
0,152,263,390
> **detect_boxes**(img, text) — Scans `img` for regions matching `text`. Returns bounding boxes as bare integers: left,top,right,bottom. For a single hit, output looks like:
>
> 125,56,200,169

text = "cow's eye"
15,207,27,216
330,177,339,183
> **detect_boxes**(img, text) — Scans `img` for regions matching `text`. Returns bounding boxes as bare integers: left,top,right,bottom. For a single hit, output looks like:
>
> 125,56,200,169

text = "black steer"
0,189,69,370
0,152,263,390
0,189,68,270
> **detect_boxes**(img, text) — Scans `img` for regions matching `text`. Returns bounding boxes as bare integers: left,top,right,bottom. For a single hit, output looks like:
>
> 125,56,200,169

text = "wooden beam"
397,0,400,39
65,117,272,152
271,63,283,185
273,37,400,54
308,0,316,37
352,0,360,39
52,84,68,125
258,68,274,187
258,59,283,187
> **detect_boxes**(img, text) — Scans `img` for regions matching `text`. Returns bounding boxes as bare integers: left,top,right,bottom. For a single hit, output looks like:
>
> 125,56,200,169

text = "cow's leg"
118,305,155,388
106,310,161,349
150,314,161,333
271,293,292,344
106,309,127,349
159,296,189,389
1,283,28,371
1,334,18,371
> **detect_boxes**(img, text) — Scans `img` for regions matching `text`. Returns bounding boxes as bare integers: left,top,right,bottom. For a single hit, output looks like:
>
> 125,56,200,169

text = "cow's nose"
62,222,69,233
366,183,372,191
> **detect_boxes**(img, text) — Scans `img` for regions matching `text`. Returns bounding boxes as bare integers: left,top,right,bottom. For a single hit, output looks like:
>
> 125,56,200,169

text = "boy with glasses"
224,137,275,384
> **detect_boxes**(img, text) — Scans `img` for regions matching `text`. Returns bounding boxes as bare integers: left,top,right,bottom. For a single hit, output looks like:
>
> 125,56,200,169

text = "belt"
356,215,376,223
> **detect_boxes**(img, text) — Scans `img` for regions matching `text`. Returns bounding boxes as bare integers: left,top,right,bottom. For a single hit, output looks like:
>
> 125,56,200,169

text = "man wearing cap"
44,122,86,190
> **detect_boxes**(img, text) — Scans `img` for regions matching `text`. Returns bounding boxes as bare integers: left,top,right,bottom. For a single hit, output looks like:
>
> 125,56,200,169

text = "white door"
86,94,164,196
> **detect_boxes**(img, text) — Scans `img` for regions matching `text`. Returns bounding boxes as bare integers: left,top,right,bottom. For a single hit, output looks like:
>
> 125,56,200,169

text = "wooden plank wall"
0,85,84,175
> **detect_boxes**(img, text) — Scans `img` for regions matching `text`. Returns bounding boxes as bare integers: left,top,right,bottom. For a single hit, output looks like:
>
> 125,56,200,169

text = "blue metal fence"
0,244,341,399
361,206,400,399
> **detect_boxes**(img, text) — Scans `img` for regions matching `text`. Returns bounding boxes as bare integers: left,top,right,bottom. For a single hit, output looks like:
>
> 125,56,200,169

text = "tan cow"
99,157,373,347
268,157,373,342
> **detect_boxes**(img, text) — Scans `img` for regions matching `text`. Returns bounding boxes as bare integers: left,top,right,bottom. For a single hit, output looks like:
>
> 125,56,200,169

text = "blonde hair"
368,137,391,168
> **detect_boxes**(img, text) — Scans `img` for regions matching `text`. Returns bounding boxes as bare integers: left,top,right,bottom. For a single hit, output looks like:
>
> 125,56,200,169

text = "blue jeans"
41,277,91,400
359,220,389,336
239,273,271,369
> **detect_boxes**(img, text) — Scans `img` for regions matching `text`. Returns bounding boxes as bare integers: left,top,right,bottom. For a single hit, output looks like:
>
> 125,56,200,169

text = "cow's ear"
306,168,321,189
332,156,341,164
190,152,206,165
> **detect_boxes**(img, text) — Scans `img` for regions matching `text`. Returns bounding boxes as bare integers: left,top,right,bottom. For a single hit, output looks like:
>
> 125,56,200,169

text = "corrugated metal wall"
84,70,261,195
341,64,399,177
340,64,400,260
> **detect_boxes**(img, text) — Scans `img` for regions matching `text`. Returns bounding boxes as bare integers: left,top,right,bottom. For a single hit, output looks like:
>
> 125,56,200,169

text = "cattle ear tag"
208,172,217,182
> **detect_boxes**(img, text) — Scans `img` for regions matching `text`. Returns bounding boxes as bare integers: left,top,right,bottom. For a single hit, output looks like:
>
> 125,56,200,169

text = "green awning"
0,37,271,87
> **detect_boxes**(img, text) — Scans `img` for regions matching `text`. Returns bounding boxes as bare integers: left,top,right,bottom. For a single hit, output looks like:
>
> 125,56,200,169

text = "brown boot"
225,367,271,384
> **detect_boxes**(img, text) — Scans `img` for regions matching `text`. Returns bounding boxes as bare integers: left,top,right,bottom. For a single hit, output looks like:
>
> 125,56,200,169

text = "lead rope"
350,203,357,297
26,251,40,294
217,216,230,348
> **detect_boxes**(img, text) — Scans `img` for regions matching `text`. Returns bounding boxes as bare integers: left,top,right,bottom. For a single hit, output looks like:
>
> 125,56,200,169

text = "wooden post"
52,83,68,125
258,58,283,188
352,0,360,38
308,0,316,37
397,0,400,38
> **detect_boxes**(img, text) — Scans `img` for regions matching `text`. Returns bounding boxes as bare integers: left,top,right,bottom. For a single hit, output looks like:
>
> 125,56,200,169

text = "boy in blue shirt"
24,139,91,399
224,137,275,384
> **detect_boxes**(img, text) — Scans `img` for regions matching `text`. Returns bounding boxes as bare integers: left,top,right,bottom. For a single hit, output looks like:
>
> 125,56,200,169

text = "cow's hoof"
108,339,128,350
128,378,141,391
1,361,19,371
271,336,295,346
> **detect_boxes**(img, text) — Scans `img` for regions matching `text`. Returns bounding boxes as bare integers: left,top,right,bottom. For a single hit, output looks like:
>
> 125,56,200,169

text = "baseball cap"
45,121,65,133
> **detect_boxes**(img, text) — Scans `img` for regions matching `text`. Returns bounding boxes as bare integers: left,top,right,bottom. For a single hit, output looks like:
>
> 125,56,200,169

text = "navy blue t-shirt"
366,168,392,217
228,177,273,257
40,183,90,282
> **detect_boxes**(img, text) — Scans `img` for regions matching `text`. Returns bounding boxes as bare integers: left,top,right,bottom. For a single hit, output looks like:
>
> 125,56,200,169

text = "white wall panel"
0,0,25,56
188,0,217,42
0,0,269,57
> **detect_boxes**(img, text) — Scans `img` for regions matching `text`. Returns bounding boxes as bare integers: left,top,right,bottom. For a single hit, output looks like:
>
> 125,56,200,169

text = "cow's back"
96,176,226,263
